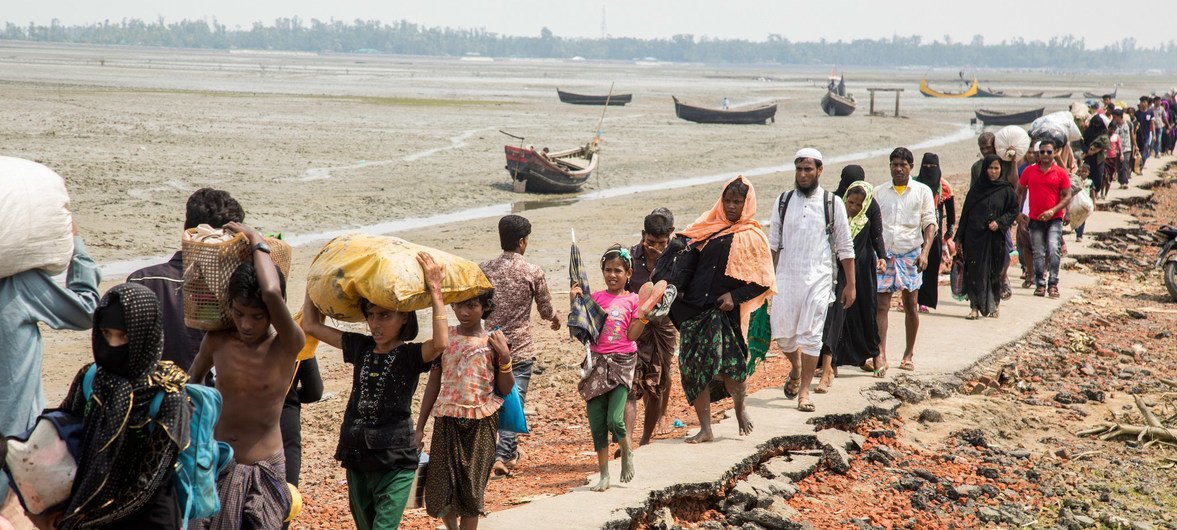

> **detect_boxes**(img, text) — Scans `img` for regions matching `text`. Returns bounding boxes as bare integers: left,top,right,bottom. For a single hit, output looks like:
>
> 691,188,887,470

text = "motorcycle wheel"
1166,261,1177,302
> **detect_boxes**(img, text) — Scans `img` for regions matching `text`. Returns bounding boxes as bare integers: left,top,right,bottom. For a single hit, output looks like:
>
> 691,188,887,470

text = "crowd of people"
0,89,1162,528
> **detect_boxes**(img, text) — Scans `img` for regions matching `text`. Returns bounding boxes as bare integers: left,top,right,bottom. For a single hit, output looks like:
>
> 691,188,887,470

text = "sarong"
677,308,748,404
424,412,500,519
577,352,637,402
877,247,924,293
630,317,678,401
195,451,290,530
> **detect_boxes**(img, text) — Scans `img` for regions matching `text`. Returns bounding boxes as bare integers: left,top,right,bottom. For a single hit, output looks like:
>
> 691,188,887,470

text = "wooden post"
869,90,877,116
894,91,901,117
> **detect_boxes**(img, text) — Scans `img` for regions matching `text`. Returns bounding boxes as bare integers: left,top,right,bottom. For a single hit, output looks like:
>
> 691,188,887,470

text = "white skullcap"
794,147,823,162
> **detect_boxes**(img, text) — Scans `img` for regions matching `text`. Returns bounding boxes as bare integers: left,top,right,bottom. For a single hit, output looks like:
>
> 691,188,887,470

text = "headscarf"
834,165,865,197
844,181,875,238
679,175,777,336
959,154,1013,228
914,153,942,204
60,283,190,529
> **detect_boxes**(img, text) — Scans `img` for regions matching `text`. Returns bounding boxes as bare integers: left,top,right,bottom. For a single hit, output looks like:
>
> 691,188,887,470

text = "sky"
4,0,1172,49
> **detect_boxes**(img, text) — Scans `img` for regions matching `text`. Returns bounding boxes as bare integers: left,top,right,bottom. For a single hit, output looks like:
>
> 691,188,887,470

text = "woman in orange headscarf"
668,175,775,444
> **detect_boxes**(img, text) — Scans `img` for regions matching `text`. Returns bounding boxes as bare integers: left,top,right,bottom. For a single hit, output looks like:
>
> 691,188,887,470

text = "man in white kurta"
769,148,855,412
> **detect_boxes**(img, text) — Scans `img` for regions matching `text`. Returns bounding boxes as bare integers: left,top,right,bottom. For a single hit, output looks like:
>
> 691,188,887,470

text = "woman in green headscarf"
829,170,888,377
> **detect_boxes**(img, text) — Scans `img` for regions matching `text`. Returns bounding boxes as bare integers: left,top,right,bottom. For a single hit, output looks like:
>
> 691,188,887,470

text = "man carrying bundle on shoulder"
188,222,306,530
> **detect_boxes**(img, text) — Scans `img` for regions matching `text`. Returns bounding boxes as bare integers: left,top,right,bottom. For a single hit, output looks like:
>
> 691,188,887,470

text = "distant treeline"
3,17,1175,69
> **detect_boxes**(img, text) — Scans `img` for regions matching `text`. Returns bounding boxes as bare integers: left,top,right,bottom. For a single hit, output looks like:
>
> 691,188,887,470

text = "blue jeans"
1030,219,1063,288
1140,134,1151,168
496,357,533,463
1151,132,1162,157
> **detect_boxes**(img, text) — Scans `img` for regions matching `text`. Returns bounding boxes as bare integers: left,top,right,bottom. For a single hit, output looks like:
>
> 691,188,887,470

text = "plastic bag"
994,126,1030,162
1031,123,1069,150
497,385,530,434
1031,111,1082,142
0,157,74,279
1069,181,1095,229
305,233,492,322
950,256,966,301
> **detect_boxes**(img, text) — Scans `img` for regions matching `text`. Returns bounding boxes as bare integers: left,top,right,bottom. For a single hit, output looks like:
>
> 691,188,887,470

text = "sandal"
491,461,513,479
783,374,800,399
899,360,915,371
1021,279,1033,289
861,359,875,372
966,310,979,320
1048,286,1060,298
873,364,888,378
797,398,815,413
990,308,1000,318
1033,286,1046,297
815,370,832,394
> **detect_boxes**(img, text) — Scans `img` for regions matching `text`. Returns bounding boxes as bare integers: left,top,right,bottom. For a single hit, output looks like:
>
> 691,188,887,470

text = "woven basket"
182,231,292,331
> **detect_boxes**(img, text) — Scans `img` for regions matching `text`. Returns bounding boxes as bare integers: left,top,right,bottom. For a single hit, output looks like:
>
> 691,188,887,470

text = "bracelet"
434,315,448,321
639,317,649,325
498,361,513,373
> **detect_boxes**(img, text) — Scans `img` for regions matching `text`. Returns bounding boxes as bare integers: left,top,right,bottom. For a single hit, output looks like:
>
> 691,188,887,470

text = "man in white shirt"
873,147,937,374
769,148,855,412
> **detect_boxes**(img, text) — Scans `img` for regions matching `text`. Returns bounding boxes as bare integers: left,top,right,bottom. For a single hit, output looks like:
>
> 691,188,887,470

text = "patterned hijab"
845,181,875,238
60,283,190,529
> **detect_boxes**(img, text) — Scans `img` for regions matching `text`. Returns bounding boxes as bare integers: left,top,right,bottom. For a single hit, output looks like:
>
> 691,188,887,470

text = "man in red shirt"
1017,141,1073,298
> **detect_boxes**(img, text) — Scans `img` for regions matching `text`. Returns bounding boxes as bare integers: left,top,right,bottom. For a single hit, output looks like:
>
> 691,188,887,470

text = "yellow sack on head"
305,233,492,322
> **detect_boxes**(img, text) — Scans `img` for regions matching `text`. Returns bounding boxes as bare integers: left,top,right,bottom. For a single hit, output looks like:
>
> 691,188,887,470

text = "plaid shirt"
480,252,557,362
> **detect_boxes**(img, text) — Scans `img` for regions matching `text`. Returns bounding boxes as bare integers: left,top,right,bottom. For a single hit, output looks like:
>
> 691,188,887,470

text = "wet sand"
4,40,1159,528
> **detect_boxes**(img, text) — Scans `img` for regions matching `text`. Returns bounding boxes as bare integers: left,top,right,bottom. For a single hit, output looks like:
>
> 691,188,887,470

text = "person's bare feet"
620,448,635,483
685,428,714,444
590,473,611,492
815,368,833,393
735,405,754,436
654,419,673,436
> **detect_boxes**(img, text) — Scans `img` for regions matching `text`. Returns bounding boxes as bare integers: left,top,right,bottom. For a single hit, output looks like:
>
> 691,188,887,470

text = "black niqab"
835,165,865,197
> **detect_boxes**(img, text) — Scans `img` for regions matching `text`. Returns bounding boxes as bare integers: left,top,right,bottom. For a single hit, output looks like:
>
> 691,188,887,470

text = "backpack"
776,190,840,298
83,365,233,528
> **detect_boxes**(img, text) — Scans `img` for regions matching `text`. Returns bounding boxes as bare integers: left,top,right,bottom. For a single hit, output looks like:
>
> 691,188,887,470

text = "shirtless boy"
188,222,306,530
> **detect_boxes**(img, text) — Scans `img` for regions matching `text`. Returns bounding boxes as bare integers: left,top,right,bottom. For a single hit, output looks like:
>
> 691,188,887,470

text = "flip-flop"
899,360,915,371
783,374,799,399
797,399,815,413
638,280,667,316
861,359,875,372
873,365,888,378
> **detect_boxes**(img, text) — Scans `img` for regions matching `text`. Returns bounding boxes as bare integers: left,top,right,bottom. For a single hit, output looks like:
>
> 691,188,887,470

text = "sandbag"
1031,111,1082,142
994,126,1030,162
1069,181,1094,229
305,233,492,322
0,157,74,279
182,229,292,330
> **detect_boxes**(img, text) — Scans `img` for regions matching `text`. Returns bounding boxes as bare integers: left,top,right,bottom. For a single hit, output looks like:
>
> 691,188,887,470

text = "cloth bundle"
0,157,74,279
1031,111,1082,143
994,126,1030,162
182,225,292,330
304,233,492,322
1069,181,1095,229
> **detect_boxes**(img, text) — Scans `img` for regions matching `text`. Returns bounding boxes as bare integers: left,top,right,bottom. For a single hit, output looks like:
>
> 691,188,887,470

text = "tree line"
3,17,1175,70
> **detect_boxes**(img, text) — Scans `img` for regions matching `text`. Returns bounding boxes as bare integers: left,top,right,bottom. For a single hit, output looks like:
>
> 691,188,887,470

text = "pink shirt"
590,291,639,354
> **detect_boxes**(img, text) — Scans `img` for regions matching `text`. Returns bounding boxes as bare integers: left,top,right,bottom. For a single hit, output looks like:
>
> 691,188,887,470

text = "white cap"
794,147,823,163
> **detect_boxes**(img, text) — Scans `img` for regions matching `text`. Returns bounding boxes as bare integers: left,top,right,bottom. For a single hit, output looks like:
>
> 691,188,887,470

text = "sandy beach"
5,41,1170,529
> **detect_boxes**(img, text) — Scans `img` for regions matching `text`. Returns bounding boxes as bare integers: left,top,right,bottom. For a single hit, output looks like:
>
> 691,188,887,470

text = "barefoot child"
416,292,513,530
188,222,305,530
571,245,650,492
300,252,448,530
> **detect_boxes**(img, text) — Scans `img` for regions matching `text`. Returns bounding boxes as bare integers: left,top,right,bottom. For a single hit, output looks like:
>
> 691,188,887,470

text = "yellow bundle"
305,233,492,322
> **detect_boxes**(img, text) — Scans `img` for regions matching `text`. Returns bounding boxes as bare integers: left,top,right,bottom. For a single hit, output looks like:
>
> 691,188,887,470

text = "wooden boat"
1017,92,1045,98
1046,92,1073,99
672,96,776,124
974,107,1045,126
920,78,979,98
976,87,1006,98
1083,88,1117,99
556,89,632,106
821,90,856,116
504,142,599,193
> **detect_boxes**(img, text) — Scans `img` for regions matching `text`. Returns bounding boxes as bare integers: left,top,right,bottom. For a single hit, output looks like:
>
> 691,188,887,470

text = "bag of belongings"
994,126,1031,162
0,157,75,279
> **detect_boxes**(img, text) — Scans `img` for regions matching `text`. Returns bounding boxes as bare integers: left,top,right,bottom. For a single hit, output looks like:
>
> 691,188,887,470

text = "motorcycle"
1157,225,1177,302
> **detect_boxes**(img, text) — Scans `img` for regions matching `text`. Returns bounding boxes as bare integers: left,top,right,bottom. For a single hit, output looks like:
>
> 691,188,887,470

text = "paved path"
480,157,1171,530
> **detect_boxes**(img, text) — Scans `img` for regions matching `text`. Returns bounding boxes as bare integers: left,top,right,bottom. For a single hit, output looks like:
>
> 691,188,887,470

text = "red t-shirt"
1019,163,1070,221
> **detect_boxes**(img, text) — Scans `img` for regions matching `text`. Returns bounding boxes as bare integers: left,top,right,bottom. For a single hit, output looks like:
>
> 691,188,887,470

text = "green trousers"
347,467,416,530
586,386,628,451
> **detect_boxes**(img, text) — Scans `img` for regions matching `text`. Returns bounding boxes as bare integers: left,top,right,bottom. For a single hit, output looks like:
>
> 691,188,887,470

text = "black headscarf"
960,154,1013,218
914,153,942,201
59,283,190,529
835,165,865,197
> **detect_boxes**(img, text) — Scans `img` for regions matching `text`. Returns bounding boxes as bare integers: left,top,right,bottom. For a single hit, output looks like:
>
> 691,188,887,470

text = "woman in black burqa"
956,154,1019,319
830,166,888,377
912,153,955,310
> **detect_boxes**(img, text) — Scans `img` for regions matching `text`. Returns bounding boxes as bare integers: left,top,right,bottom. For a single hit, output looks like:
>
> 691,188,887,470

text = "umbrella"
567,229,607,346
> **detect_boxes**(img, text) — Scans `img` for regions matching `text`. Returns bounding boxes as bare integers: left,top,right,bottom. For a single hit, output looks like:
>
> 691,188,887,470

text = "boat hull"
820,91,856,116
975,107,1046,126
557,89,633,106
920,78,979,98
672,97,776,124
504,145,597,193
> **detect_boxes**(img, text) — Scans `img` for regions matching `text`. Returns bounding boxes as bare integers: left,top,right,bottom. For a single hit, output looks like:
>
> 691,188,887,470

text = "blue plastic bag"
498,385,529,434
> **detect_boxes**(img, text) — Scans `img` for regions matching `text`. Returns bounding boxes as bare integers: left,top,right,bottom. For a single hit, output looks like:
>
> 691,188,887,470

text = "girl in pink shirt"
570,245,648,492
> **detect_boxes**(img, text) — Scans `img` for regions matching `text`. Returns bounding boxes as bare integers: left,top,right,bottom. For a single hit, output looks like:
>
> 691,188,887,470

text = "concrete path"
480,157,1172,530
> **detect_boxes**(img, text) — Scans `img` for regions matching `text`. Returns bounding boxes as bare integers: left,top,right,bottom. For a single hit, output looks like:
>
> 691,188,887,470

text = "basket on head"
182,230,292,331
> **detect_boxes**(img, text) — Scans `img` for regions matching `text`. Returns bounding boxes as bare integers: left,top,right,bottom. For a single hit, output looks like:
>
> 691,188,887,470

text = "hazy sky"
5,0,1172,49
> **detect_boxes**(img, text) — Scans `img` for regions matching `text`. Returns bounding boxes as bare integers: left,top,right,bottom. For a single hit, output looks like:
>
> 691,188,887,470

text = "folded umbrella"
567,230,607,346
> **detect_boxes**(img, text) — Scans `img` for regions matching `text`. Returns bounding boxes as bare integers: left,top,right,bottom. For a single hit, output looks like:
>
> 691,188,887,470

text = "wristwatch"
252,241,271,254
